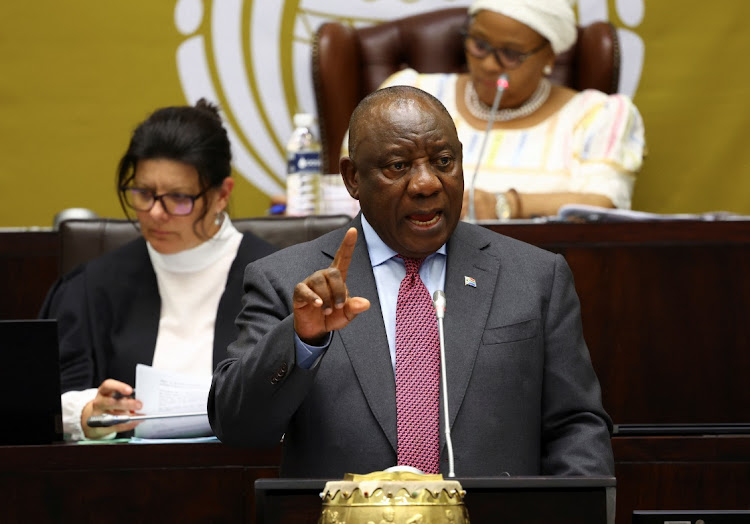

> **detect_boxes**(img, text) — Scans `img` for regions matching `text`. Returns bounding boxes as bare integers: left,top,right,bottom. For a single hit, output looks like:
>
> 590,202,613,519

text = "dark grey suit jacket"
209,216,614,478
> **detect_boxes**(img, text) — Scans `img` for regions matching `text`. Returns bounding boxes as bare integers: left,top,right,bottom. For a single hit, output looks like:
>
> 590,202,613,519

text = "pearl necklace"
464,78,551,121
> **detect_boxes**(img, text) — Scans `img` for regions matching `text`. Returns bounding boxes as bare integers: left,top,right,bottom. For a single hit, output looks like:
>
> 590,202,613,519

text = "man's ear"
339,156,360,200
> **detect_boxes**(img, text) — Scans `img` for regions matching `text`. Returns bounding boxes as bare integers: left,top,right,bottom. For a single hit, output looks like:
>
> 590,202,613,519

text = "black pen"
112,390,136,400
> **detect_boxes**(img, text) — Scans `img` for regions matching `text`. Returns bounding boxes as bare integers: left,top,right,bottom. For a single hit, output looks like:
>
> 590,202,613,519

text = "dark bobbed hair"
116,98,232,229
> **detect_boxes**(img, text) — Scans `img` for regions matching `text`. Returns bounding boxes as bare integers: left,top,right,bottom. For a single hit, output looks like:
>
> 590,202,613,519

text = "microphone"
433,290,446,320
87,412,207,428
432,290,455,477
466,74,510,223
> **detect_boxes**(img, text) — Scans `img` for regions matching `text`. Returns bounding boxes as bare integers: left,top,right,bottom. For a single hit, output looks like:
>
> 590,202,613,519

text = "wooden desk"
486,221,750,426
1,438,748,524
255,476,615,524
2,221,750,522
0,230,57,320
613,435,750,524
0,442,281,523
5,220,750,424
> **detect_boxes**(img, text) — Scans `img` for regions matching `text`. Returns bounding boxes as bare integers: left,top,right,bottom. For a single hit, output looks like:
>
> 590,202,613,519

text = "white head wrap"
468,0,577,55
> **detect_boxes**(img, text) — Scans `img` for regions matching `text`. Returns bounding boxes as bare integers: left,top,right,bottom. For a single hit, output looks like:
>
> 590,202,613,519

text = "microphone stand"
466,74,509,223
433,290,455,477
87,412,207,428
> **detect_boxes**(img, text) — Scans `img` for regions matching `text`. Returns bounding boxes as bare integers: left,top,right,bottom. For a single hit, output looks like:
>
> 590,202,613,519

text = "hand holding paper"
132,364,213,439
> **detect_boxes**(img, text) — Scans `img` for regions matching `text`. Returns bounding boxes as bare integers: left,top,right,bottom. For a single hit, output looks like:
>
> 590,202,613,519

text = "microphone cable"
466,74,509,223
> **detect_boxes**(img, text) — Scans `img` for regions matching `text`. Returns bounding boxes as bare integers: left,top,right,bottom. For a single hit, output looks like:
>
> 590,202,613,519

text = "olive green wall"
2,1,749,227
627,1,750,215
0,1,269,227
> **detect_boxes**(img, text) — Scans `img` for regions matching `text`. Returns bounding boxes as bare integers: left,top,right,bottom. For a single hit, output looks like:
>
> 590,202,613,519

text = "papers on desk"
133,364,212,439
130,436,219,444
558,204,746,222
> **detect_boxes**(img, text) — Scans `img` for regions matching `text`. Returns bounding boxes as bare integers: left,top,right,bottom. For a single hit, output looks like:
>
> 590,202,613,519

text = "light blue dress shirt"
295,215,447,370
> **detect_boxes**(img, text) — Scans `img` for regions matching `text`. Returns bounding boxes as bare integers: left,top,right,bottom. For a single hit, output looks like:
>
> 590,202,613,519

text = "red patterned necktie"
395,255,440,474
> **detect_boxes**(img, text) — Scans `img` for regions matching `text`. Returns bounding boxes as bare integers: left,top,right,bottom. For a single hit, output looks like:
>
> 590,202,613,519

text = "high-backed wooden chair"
56,215,352,276
312,7,620,174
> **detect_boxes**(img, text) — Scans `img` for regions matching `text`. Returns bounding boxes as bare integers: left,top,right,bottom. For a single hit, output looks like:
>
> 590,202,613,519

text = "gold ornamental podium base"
319,470,469,523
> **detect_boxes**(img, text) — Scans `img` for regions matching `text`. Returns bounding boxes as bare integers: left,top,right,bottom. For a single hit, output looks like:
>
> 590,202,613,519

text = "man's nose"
408,162,442,197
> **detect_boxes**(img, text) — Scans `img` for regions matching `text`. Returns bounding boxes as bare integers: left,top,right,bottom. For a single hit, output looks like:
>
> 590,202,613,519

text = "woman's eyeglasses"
462,31,549,70
119,187,206,216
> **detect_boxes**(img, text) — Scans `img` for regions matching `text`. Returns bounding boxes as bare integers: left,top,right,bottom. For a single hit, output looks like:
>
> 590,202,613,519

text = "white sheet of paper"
129,436,219,444
557,204,736,222
133,364,213,439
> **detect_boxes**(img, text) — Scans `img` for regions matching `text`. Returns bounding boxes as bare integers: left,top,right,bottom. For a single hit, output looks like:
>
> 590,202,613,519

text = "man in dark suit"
209,85,614,478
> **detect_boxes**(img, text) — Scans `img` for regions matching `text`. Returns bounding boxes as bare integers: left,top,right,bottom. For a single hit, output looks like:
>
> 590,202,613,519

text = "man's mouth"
408,211,441,227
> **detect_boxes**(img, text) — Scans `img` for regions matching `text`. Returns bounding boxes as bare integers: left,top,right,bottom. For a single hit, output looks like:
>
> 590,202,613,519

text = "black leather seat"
57,215,352,276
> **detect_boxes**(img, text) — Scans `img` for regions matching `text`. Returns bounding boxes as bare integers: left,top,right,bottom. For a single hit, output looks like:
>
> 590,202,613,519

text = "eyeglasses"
462,31,549,70
119,187,206,216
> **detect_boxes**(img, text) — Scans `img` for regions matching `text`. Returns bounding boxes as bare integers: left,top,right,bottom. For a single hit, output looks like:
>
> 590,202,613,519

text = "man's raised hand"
293,228,370,344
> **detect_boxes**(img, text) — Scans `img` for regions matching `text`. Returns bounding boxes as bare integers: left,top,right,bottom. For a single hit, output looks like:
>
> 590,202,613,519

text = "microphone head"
432,290,446,318
86,414,123,427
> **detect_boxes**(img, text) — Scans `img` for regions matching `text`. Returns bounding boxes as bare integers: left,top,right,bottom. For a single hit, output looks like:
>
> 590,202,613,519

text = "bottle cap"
293,113,316,128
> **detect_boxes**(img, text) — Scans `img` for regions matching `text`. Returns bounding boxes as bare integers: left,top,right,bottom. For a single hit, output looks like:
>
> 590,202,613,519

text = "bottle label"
286,172,320,217
287,152,321,175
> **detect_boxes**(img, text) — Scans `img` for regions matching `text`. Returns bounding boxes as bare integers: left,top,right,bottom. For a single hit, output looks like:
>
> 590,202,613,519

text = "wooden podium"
255,476,616,524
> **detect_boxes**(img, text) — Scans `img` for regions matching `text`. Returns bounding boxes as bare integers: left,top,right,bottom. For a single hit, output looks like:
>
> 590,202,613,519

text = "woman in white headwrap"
371,0,646,219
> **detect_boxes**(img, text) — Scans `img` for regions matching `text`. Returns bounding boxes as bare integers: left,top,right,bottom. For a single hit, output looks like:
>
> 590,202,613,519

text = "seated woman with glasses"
41,99,276,440
363,0,645,220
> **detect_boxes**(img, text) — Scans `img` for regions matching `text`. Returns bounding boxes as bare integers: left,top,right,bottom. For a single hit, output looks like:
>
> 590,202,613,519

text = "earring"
214,211,223,226
543,64,553,75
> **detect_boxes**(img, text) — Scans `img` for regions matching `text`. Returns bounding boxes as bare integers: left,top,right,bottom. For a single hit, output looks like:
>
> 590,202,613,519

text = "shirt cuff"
294,332,332,369
61,388,117,441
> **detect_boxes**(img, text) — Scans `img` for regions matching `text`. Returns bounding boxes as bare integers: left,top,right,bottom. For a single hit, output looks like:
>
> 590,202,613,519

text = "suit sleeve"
208,260,322,447
39,266,97,393
540,254,615,475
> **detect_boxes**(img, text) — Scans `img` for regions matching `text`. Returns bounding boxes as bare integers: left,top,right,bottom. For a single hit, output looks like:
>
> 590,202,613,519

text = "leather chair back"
58,215,352,276
312,7,620,173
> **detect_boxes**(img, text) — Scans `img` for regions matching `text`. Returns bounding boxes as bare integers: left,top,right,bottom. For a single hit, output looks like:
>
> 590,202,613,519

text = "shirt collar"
360,213,447,268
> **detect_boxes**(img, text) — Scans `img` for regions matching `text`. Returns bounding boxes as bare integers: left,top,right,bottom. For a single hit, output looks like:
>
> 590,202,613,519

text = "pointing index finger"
330,227,357,282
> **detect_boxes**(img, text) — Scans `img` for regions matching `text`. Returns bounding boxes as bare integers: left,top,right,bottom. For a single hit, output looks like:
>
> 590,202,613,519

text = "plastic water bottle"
286,113,321,216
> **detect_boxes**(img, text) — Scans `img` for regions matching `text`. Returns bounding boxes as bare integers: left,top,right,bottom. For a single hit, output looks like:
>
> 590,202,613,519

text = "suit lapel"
324,220,500,453
443,224,500,431
109,242,160,385
213,234,252,366
333,219,398,452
